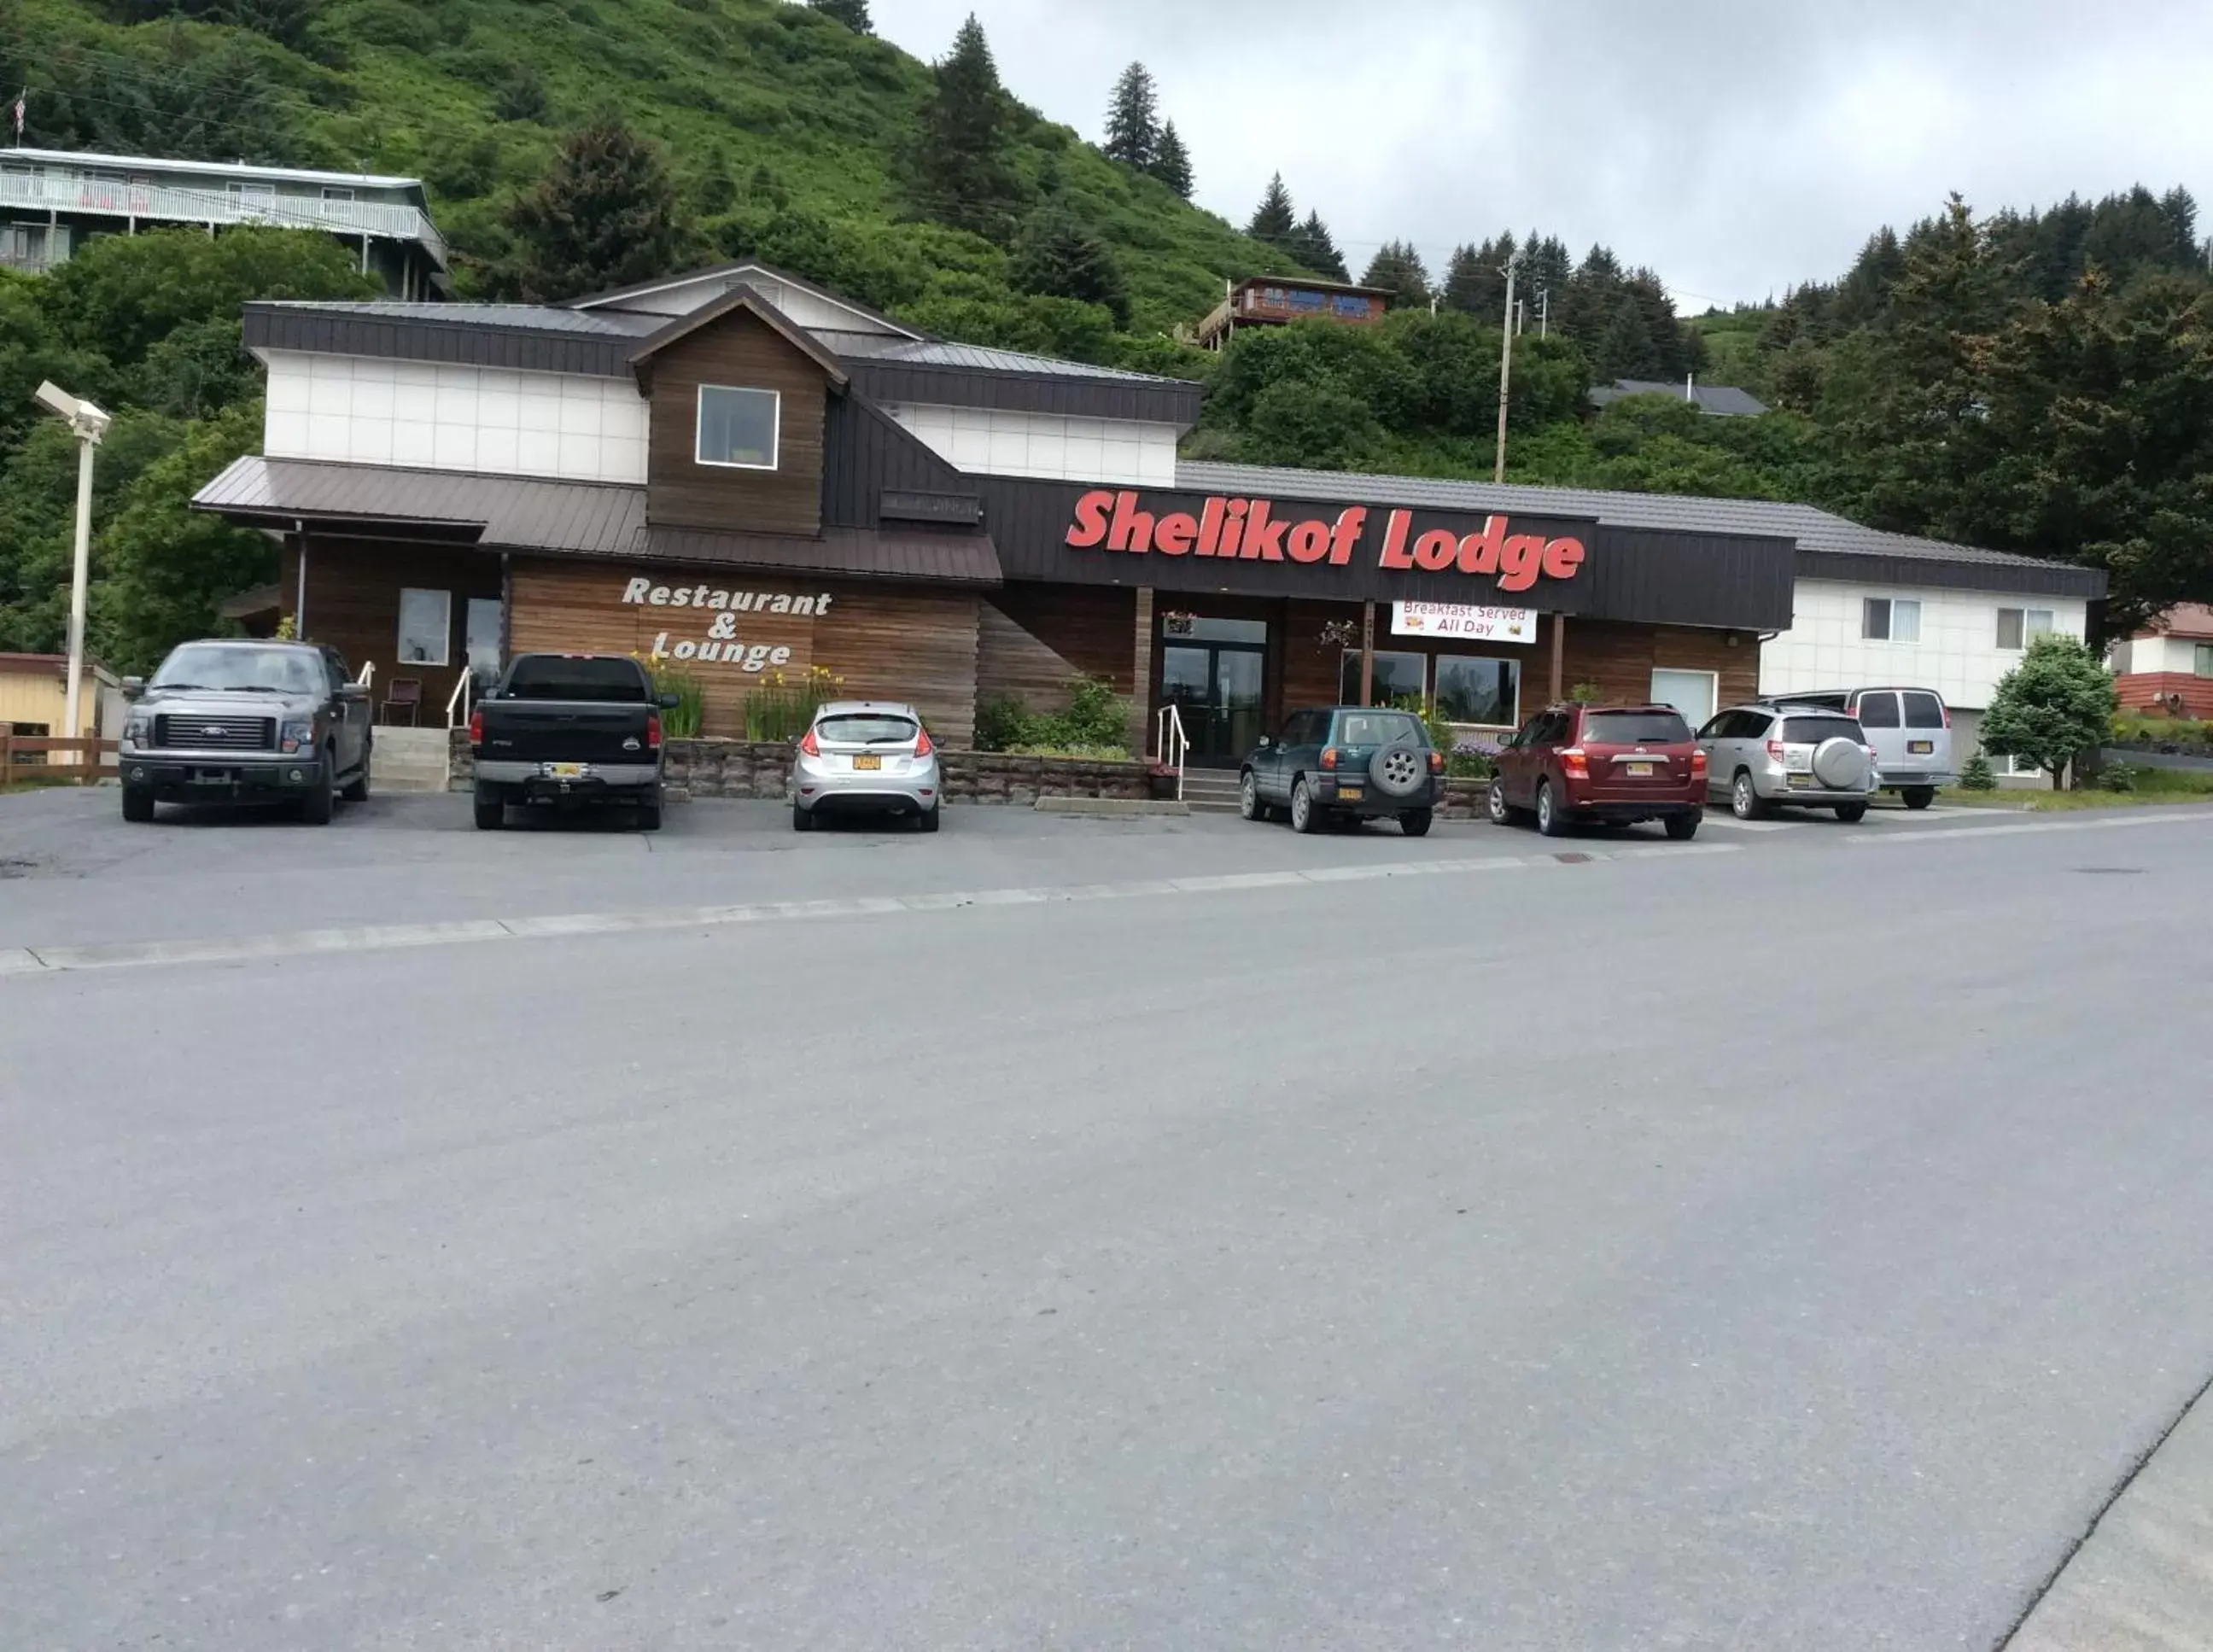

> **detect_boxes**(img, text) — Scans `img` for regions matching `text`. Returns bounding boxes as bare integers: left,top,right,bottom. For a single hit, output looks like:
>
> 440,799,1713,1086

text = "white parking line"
5,842,1739,979
1696,814,1798,832
1847,809,2213,845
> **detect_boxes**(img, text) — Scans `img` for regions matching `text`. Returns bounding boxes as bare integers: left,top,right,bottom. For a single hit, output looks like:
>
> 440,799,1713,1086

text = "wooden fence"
0,735,120,789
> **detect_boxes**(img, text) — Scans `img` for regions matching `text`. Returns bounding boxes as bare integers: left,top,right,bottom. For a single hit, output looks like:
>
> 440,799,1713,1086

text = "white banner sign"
1389,601,1538,643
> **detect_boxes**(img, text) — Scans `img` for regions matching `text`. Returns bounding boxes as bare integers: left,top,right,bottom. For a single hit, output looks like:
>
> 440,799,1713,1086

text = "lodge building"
192,262,2105,767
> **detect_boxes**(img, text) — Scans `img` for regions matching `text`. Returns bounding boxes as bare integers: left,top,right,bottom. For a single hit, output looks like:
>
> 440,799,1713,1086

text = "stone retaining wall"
447,729,1150,804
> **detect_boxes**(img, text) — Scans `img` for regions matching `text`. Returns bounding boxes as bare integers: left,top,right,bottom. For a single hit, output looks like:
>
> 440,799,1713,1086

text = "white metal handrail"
1155,703,1189,802
0,171,448,263
355,660,376,688
445,669,472,732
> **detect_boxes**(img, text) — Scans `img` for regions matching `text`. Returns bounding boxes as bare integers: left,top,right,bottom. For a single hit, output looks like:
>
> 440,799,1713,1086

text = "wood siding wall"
988,584,1138,694
978,606,1087,716
1561,621,1760,711
645,309,826,537
285,539,501,719
817,589,979,750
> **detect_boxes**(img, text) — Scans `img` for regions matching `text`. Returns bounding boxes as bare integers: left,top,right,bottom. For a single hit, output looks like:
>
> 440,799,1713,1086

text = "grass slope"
9,0,1294,336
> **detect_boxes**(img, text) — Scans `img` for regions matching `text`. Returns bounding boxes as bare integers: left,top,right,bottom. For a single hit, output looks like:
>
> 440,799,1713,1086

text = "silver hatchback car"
1697,702,1883,821
791,700,942,832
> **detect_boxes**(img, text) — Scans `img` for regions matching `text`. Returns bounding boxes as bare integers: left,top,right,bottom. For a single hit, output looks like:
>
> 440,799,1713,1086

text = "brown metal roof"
192,457,1000,586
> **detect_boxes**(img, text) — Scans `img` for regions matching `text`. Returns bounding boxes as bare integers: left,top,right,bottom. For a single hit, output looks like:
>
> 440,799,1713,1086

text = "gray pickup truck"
470,653,674,831
118,639,373,825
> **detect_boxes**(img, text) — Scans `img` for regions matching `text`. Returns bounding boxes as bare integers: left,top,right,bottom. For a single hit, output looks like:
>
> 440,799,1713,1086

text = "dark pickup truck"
469,654,674,831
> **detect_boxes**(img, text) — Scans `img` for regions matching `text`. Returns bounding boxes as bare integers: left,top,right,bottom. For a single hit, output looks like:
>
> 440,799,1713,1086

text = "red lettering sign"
1065,490,1587,595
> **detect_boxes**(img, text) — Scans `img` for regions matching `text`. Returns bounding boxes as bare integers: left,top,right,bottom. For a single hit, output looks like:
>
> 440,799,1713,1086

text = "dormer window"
697,385,780,470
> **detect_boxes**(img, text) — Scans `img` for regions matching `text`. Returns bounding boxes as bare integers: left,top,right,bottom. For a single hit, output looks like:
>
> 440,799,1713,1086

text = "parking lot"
7,785,2213,1648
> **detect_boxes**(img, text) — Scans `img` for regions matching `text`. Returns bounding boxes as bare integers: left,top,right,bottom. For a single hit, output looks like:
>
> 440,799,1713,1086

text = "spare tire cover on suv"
1369,741,1428,798
1812,737,1871,791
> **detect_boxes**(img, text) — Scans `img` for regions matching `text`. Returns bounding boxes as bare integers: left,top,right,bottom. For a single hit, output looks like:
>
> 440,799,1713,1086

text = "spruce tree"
1288,210,1347,280
1361,240,1432,309
806,0,872,31
1592,292,1662,381
505,116,691,301
1148,120,1194,200
1442,243,1488,313
1011,207,1131,328
1103,62,1159,170
915,15,1025,242
1247,173,1297,248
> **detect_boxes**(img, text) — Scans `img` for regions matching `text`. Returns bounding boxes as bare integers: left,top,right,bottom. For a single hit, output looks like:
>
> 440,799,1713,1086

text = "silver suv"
1696,702,1881,821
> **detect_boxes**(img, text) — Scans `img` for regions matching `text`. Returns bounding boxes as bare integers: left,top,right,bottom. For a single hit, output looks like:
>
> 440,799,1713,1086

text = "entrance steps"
1175,768,1244,814
371,725,452,793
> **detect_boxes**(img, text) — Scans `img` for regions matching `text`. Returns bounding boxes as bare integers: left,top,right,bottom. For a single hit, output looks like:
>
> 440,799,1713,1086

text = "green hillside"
3,0,1296,341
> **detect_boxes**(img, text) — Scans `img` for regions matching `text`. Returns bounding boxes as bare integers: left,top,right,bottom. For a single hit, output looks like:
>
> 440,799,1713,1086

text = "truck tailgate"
477,701,653,765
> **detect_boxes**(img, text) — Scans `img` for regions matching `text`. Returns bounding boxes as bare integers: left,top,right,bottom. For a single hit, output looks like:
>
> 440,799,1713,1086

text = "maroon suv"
1487,703,1708,839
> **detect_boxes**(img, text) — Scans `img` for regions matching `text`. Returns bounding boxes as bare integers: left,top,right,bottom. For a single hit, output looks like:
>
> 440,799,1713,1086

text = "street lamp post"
33,381,111,769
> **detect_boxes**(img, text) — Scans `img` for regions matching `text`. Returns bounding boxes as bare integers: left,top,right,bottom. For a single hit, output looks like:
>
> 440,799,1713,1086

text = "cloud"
874,0,2213,305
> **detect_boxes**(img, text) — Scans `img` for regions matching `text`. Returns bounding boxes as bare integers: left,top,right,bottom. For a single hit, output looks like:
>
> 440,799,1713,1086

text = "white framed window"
396,587,452,666
2006,753,2045,777
1863,597,1921,643
1650,668,1719,727
2194,643,2213,678
1339,649,1425,708
1433,656,1521,727
1997,607,2054,650
696,385,780,470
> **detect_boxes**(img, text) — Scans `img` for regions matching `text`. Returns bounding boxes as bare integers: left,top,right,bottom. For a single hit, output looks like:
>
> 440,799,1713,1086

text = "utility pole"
32,382,110,767
1539,289,1550,338
1493,251,1521,484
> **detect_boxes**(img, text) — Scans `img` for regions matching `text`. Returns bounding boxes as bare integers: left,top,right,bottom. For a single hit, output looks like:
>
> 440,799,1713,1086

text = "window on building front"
2197,643,2213,679
396,587,452,666
696,385,780,470
1339,650,1425,708
1433,656,1521,726
1997,607,2054,649
1863,597,1921,642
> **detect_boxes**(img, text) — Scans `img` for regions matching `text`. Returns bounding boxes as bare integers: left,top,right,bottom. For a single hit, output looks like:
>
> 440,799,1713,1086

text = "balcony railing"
0,170,447,266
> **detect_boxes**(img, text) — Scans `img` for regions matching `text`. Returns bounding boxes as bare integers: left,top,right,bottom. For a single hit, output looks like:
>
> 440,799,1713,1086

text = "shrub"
972,676,1131,756
742,665,839,741
2099,760,2137,792
974,693,1027,753
1959,752,1998,791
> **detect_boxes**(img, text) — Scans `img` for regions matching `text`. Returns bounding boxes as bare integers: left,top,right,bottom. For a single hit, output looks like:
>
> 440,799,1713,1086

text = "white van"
1774,686,1955,808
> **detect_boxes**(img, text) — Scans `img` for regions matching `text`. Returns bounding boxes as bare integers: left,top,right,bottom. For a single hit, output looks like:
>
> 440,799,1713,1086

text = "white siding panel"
882,403,1179,487
1761,579,2089,711
256,352,648,483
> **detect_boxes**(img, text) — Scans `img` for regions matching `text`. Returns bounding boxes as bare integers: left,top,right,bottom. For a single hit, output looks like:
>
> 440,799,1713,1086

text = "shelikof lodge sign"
1065,488,1587,594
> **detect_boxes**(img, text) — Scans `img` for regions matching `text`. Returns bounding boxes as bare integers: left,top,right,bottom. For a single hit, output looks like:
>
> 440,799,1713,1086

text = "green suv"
1239,706,1445,837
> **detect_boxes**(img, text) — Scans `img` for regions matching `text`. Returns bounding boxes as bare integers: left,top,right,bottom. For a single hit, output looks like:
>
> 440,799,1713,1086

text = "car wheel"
791,800,814,832
472,788,505,831
1486,778,1513,827
1731,771,1766,820
298,757,336,826
1536,780,1569,838
120,785,155,824
917,803,942,834
1290,778,1318,834
1238,769,1262,822
1834,802,1869,823
1664,811,1701,841
1903,786,1936,810
1400,808,1433,838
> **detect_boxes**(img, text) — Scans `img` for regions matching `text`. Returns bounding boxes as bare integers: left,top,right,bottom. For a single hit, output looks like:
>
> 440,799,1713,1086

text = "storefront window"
1340,650,1425,707
1433,656,1520,726
396,587,451,667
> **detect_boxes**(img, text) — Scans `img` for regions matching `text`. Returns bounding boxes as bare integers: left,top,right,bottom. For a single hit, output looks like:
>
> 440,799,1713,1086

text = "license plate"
189,770,231,785
1338,784,1363,800
1787,773,1812,788
1909,740,1934,755
852,755,881,771
1626,762,1654,778
542,762,587,779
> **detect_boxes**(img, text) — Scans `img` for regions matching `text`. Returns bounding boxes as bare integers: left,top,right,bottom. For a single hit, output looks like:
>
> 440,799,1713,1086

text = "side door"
322,647,365,775
1254,711,1292,800
1696,711,1731,799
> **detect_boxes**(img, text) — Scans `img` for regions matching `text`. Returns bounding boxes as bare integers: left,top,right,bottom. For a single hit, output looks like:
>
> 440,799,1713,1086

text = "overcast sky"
874,0,2213,307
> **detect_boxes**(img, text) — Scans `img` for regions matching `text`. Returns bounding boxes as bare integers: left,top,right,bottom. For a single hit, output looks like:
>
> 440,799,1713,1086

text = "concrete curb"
1032,797,1191,817
2006,1375,2213,1650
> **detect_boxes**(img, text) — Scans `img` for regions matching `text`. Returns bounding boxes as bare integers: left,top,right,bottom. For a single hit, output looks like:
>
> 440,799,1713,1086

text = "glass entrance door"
1159,617,1267,761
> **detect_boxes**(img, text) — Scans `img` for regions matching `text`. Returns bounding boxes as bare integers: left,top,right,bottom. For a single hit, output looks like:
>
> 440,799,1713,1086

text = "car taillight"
1320,746,1338,770
913,727,934,758
467,709,482,744
1690,748,1708,776
1428,749,1445,773
1766,739,1785,762
645,712,663,750
1941,703,1953,728
1559,747,1589,779
799,727,820,757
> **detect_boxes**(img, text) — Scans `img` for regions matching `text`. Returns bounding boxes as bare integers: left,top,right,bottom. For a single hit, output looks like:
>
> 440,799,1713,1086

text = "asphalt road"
4,794,2212,1649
